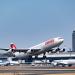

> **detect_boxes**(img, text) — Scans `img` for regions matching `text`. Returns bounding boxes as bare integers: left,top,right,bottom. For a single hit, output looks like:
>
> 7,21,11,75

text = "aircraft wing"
12,49,29,53
0,48,9,51
12,49,41,53
0,48,29,52
0,48,41,53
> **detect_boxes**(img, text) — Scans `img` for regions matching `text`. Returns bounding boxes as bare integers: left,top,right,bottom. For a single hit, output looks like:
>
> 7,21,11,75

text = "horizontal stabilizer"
0,48,9,51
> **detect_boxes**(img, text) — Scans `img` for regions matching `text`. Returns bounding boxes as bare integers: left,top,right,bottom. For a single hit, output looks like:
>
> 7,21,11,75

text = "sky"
0,0,75,50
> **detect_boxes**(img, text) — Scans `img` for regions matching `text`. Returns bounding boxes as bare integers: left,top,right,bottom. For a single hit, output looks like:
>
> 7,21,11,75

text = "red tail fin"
10,43,16,53
10,43,16,49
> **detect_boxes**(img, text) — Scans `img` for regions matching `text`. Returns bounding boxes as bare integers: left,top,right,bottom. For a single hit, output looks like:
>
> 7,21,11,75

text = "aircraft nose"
60,39,64,42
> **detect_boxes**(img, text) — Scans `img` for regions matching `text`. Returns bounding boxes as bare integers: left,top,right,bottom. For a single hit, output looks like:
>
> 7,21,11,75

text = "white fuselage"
14,37,64,58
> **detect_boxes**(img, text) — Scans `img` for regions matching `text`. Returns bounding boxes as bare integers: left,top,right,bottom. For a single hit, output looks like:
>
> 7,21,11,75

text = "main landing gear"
43,52,46,59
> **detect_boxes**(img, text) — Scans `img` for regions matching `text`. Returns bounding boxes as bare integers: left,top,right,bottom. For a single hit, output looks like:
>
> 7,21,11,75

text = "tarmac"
0,64,74,75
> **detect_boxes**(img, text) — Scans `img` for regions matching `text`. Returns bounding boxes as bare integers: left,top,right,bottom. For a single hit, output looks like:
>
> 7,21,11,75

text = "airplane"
51,59,75,67
0,37,64,59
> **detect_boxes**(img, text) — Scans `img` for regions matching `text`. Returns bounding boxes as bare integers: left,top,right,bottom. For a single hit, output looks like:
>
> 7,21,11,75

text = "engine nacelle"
51,48,65,53
51,48,60,53
59,48,65,52
27,49,32,53
51,50,57,53
14,52,25,58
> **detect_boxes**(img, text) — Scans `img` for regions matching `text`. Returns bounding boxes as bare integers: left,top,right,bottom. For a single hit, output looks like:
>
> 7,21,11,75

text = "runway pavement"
0,64,74,75
45,73,75,75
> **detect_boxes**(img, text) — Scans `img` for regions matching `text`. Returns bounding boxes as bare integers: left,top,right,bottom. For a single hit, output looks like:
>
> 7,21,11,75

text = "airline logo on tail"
10,43,16,53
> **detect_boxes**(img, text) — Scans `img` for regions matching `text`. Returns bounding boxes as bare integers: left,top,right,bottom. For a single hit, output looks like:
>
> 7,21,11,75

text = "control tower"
72,30,75,51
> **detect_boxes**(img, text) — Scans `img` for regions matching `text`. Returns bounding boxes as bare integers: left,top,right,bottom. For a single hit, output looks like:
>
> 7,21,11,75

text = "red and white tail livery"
9,43,17,53
10,43,16,49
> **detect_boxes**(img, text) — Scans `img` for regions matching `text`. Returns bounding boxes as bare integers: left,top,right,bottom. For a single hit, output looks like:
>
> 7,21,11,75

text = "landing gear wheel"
35,56,38,59
43,55,46,59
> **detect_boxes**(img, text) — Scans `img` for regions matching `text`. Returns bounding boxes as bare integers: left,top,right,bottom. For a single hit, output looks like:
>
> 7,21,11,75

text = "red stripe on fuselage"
45,39,54,45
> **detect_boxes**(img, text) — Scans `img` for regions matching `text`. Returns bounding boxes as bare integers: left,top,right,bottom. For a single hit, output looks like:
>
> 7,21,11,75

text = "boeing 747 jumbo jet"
0,37,64,58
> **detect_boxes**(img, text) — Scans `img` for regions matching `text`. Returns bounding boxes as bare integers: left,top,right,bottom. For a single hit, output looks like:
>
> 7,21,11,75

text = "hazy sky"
0,0,75,49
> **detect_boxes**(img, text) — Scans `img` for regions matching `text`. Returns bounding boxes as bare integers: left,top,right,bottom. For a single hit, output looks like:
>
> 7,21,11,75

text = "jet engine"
59,48,65,52
51,48,65,53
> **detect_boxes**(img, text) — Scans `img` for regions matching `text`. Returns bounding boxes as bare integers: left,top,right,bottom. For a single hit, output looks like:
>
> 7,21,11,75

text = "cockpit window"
58,37,62,39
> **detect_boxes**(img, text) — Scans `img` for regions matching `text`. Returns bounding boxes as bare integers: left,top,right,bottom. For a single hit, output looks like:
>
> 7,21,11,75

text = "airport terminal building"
72,30,75,51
